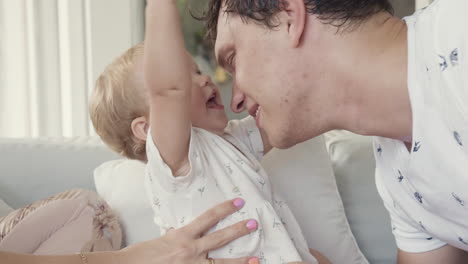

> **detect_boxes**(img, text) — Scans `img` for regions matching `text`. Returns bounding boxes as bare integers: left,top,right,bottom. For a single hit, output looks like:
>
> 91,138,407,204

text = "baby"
90,1,320,264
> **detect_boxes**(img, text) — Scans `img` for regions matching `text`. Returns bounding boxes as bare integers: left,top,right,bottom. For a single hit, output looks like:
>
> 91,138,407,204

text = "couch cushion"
325,130,398,264
0,137,119,209
94,159,160,248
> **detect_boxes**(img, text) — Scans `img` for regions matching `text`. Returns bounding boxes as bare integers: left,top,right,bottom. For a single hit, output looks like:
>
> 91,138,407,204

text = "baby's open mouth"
206,90,224,110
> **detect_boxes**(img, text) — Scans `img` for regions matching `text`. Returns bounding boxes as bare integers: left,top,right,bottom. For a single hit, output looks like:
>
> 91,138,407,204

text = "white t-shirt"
374,0,468,253
145,117,317,264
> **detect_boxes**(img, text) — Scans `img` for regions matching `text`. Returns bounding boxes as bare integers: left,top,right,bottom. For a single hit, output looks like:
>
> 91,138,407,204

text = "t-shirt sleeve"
225,116,264,161
144,172,171,235
375,170,447,253
146,127,202,193
434,0,468,111
145,127,204,233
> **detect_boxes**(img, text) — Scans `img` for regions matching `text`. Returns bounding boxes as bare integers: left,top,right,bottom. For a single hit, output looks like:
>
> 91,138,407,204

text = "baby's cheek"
190,105,206,125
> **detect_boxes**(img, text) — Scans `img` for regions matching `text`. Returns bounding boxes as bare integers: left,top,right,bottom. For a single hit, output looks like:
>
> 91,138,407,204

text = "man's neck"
332,13,413,141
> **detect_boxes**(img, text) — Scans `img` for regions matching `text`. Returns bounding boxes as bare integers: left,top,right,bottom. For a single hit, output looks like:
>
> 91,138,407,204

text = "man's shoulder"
421,0,468,37
409,0,468,39
410,0,468,122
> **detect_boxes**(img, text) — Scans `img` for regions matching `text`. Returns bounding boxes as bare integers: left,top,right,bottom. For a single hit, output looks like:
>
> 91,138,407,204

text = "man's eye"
228,52,236,69
196,70,202,75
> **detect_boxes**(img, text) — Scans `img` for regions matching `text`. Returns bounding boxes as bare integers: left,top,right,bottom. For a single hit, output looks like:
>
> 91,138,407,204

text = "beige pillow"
325,130,397,263
0,189,121,255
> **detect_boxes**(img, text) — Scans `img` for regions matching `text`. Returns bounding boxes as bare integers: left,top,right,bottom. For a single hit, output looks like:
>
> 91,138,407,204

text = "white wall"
0,0,31,137
87,0,145,92
0,0,145,138
416,0,434,9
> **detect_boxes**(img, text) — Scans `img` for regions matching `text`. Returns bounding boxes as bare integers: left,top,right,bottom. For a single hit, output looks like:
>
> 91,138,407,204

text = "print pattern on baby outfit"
145,117,317,264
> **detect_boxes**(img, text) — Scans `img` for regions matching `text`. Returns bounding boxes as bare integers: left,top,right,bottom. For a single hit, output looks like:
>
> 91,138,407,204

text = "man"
202,0,468,263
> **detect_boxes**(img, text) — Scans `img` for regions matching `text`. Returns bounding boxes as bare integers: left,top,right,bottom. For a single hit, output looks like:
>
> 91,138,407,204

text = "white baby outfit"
374,0,468,253
145,117,317,264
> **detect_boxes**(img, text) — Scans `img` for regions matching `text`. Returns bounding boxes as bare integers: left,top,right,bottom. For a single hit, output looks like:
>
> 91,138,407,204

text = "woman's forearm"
0,199,254,264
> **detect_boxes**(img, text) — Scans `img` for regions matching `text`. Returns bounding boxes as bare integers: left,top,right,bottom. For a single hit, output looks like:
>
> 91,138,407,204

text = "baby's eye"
196,69,202,75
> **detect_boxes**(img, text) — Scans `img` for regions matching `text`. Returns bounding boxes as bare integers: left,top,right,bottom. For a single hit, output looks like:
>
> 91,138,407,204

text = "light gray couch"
0,134,397,263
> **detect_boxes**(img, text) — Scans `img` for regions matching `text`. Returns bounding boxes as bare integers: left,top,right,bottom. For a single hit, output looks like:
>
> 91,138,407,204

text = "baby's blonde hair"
89,42,148,161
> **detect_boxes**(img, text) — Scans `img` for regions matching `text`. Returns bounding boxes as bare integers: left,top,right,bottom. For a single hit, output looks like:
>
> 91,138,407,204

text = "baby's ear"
131,116,148,141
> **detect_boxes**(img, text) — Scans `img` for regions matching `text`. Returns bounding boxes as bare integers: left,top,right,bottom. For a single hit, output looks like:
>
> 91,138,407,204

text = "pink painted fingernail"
248,257,259,264
233,198,245,208
246,219,258,230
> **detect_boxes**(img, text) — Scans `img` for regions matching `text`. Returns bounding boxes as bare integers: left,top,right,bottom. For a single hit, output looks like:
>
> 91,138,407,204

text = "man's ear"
131,116,149,141
283,0,307,47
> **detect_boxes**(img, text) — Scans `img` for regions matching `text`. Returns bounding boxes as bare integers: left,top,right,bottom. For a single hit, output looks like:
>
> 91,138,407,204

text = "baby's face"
188,56,228,134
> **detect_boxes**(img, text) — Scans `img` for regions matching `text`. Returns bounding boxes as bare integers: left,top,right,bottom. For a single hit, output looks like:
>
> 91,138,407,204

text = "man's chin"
268,132,300,150
267,124,319,149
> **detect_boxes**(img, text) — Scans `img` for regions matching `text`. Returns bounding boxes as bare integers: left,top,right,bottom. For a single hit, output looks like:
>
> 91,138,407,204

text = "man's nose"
230,83,246,113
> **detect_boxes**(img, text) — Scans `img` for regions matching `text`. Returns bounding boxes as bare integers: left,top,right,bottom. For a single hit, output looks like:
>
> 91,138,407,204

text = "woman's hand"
121,198,259,264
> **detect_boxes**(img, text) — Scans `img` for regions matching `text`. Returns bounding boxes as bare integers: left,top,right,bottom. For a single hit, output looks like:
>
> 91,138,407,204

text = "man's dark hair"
199,0,393,41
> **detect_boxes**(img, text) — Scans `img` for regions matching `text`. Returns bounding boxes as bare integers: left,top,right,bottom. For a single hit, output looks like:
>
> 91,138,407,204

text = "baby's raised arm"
144,0,191,174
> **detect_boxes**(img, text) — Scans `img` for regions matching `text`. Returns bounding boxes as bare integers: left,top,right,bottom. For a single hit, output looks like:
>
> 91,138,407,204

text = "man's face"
215,10,323,148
